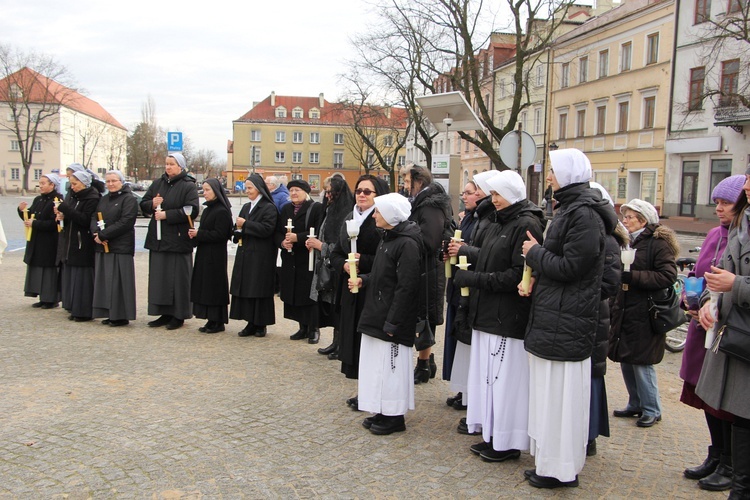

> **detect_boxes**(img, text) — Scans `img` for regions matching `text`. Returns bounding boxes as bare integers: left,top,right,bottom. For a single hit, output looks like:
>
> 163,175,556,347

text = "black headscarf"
246,173,274,204
356,174,390,197
203,177,233,231
322,176,355,243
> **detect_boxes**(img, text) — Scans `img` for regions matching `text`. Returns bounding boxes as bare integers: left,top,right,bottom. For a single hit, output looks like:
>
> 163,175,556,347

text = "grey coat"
696,225,750,419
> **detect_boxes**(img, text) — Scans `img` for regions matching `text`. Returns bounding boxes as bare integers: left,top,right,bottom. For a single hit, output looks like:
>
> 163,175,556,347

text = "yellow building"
548,0,675,211
231,92,407,192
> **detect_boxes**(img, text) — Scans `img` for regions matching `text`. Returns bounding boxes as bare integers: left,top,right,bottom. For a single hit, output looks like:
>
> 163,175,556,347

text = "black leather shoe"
528,471,579,488
636,414,662,427
586,439,597,457
447,392,463,407
327,350,338,360
613,408,642,418
254,327,267,337
524,469,535,480
308,328,320,344
362,413,383,429
239,324,255,337
698,463,733,491
109,319,129,327
685,448,720,479
148,315,172,327
452,399,468,411
166,318,184,330
40,302,59,309
457,417,481,436
290,329,307,340
74,316,92,322
31,301,44,308
414,359,430,384
318,342,337,355
369,415,406,435
480,448,520,462
204,323,224,334
346,396,358,409
429,353,437,379
199,321,211,333
101,319,111,325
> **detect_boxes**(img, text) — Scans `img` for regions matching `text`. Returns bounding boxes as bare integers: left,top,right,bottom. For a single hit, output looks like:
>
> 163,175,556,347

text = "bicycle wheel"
665,323,688,352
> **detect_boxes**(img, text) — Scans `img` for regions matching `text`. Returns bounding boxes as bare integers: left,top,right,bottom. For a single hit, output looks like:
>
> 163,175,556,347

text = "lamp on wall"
620,164,625,173
548,142,559,151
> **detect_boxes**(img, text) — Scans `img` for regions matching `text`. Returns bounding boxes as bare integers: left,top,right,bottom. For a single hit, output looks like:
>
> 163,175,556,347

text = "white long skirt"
449,340,471,399
466,330,530,451
358,334,415,416
528,354,591,482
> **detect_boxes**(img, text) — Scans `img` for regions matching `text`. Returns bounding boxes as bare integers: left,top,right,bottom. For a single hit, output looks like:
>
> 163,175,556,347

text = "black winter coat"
56,186,100,267
18,190,63,267
524,183,619,361
608,224,679,365
140,171,199,253
410,183,452,325
191,200,232,307
90,185,138,255
453,200,546,340
593,231,625,377
457,196,496,266
275,200,325,306
230,197,279,299
446,202,481,309
358,220,422,347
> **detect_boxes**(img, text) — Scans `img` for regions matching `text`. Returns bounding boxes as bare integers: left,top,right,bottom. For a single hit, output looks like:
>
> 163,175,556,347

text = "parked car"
131,192,149,218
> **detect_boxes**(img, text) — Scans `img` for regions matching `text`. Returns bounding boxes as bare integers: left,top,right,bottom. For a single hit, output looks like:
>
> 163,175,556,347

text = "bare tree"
78,121,107,169
126,96,166,180
189,148,219,178
106,135,126,171
347,0,578,170
0,43,79,191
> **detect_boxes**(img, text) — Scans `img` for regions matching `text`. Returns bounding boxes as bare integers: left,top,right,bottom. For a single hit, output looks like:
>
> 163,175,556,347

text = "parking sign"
167,132,183,152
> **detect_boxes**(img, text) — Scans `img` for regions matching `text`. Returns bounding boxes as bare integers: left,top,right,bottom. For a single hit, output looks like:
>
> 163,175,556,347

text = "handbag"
414,264,436,351
712,306,750,364
647,284,687,335
315,256,334,292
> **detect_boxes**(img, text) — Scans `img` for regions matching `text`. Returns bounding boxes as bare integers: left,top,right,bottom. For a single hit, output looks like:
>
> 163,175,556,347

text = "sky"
0,0,371,159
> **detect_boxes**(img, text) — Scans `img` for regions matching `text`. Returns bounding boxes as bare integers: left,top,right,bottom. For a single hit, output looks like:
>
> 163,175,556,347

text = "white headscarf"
549,149,592,188
169,152,187,171
589,181,614,206
486,170,527,205
472,170,501,198
374,193,412,226
72,170,93,188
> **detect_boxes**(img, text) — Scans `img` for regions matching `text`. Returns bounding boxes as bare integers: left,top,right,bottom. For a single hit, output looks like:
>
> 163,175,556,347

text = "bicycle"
665,248,700,353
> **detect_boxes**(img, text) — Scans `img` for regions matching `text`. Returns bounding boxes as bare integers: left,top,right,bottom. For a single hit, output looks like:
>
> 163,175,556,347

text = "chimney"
271,91,276,107
319,93,324,108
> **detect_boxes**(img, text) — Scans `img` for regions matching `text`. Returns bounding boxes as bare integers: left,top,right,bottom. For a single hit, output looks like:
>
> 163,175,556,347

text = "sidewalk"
661,216,717,237
0,252,726,498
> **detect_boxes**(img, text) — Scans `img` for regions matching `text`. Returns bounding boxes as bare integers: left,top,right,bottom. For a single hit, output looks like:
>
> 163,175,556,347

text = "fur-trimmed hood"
651,223,680,259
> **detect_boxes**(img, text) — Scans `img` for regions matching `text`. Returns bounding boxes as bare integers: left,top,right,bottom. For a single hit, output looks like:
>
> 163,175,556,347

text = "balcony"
714,103,750,133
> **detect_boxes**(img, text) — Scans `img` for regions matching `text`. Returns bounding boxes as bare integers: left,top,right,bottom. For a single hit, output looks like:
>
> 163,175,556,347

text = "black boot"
308,326,320,344
318,328,339,355
699,455,733,491
429,353,437,379
685,446,721,480
414,358,430,384
728,425,750,500
290,324,308,340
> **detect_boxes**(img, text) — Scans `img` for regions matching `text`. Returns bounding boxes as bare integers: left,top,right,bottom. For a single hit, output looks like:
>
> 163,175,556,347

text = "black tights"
706,411,732,456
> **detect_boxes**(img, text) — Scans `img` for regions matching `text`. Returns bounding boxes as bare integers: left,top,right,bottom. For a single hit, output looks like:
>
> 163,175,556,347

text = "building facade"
548,0,675,212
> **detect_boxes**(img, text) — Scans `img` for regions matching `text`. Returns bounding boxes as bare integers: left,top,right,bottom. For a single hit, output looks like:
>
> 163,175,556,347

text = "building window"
250,130,261,141
10,140,20,151
310,132,320,144
334,133,344,144
594,171,618,198
596,105,607,135
646,33,659,65
33,168,42,180
576,109,586,138
579,56,588,83
536,65,544,87
534,108,542,134
398,155,406,167
275,106,287,118
292,151,302,163
689,67,705,111
383,135,393,147
10,168,19,180
618,101,630,132
333,151,343,169
309,108,320,119
558,113,568,140
275,151,285,163
728,0,744,13
309,152,319,164
561,63,570,88
695,0,711,23
621,42,632,72
384,154,393,167
520,111,527,132
252,148,261,164
710,159,732,195
499,79,506,98
643,96,656,129
720,59,740,106
599,50,609,78
292,107,303,118
275,131,286,143
292,131,303,143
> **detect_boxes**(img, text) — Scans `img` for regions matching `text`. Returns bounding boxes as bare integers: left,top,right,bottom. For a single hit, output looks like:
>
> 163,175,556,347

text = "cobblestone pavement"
0,251,728,498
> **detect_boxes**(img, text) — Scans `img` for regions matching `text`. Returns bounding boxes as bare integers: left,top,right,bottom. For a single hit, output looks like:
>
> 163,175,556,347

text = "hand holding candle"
348,252,359,293
97,212,109,253
155,197,163,240
285,218,293,253
346,219,360,255
620,246,636,290
456,255,470,296
307,227,316,271
22,207,31,241
183,205,194,228
54,197,62,232
447,229,463,279
520,259,533,295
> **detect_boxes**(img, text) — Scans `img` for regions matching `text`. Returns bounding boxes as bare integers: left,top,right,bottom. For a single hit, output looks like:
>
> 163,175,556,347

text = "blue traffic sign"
167,132,183,152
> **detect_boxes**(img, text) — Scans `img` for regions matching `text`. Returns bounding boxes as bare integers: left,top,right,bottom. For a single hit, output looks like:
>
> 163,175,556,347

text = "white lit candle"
457,255,470,297
285,218,293,253
348,252,359,294
308,227,316,271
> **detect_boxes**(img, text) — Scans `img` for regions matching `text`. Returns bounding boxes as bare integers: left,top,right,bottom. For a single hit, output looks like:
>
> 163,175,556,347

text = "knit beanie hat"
712,174,745,204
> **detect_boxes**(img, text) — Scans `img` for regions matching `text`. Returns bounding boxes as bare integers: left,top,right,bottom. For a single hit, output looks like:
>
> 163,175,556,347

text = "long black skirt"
338,288,367,379
92,253,136,321
193,304,228,324
283,303,317,326
61,264,94,318
147,251,192,320
230,297,275,326
588,376,610,441
24,265,60,303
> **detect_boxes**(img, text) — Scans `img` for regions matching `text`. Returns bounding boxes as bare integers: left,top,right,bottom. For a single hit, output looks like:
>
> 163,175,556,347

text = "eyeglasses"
355,188,375,196
460,191,477,197
622,215,638,220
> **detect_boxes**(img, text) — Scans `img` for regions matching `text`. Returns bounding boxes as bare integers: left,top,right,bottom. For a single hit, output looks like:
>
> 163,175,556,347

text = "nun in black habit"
276,179,325,343
189,177,234,333
230,174,279,337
